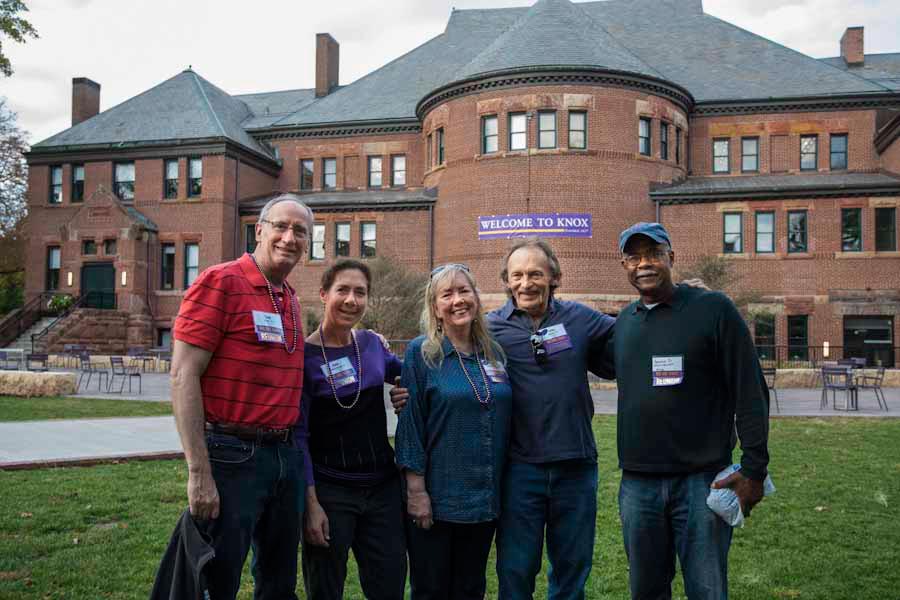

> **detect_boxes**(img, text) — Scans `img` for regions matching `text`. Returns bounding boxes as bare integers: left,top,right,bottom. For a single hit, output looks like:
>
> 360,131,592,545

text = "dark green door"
81,263,116,309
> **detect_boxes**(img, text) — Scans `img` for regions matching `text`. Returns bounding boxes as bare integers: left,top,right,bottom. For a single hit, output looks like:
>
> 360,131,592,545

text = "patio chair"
856,366,888,412
109,356,142,394
761,367,780,413
25,353,49,372
0,350,22,371
158,350,172,372
77,353,109,392
821,366,858,411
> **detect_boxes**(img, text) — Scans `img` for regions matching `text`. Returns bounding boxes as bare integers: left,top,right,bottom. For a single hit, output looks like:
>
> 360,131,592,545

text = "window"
713,138,730,173
437,128,445,164
361,222,377,258
82,239,97,255
49,166,62,203
114,162,135,201
639,117,651,156
723,213,743,253
800,135,818,171
188,158,202,197
788,315,809,361
675,128,682,165
161,244,175,290
323,158,337,189
46,247,61,291
830,134,848,170
368,156,383,188
72,165,85,202
660,123,669,160
427,134,433,167
310,224,325,260
538,111,556,149
568,111,586,149
742,137,759,172
245,223,257,254
755,211,775,253
754,313,775,361
482,115,498,154
391,155,406,187
335,223,350,257
841,208,862,252
103,239,117,255
184,243,199,287
164,159,178,199
875,207,897,252
300,159,314,190
157,328,172,349
509,113,527,151
788,210,808,253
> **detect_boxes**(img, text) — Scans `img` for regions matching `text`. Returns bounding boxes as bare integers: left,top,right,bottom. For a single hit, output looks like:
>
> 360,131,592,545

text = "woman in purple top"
295,259,406,600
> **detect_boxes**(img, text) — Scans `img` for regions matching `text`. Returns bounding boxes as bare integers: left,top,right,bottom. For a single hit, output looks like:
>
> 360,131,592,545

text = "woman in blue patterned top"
395,263,513,600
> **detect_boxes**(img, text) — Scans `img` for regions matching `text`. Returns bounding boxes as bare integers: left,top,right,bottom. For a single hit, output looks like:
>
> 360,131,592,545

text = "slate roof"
820,53,900,91
239,189,437,215
650,172,900,202
33,70,274,159
124,206,159,232
31,0,899,150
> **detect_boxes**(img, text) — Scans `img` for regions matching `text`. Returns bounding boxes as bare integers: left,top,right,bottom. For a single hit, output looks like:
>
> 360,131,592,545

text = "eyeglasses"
430,263,471,278
260,219,309,239
622,249,670,268
530,333,548,365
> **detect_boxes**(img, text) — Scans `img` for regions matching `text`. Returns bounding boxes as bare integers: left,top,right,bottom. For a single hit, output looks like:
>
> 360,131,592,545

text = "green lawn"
0,396,172,422
1,417,898,599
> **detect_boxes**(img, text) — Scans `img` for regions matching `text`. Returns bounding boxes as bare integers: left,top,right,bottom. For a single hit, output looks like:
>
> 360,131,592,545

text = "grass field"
0,396,172,422
1,416,898,599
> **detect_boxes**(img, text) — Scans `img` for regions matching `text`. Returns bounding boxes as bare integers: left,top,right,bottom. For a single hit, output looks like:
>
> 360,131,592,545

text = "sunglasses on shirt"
430,263,471,278
530,333,548,365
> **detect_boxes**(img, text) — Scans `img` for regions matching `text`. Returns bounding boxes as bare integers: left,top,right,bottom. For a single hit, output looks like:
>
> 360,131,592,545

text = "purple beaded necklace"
250,254,299,354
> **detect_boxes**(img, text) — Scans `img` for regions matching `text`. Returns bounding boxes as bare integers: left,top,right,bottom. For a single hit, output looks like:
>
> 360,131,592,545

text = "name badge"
537,323,573,356
320,356,358,388
482,360,508,384
252,310,284,344
652,355,684,387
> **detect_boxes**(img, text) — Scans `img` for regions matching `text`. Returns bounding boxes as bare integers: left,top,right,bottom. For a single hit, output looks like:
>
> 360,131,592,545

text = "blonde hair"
420,265,505,369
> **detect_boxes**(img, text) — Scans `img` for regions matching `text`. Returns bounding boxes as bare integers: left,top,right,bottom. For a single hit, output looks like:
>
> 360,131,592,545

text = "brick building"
19,0,900,365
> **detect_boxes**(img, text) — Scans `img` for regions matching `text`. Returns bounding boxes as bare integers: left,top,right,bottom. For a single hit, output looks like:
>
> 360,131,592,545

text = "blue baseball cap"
618,222,672,253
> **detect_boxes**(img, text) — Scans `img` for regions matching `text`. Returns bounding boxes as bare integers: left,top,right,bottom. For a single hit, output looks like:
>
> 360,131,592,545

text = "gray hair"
258,193,313,229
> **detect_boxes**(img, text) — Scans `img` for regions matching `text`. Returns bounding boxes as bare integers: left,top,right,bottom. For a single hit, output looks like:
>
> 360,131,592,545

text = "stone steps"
3,317,59,352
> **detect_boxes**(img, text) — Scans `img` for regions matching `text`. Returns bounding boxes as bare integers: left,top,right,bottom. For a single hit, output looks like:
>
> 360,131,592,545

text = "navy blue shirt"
488,298,616,464
395,336,513,523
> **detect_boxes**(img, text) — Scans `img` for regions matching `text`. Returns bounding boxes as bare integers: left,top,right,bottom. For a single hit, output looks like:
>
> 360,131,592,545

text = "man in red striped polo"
170,193,312,599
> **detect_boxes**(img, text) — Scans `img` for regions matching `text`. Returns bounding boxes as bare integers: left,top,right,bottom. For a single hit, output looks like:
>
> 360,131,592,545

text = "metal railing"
29,292,116,352
0,292,69,348
756,345,899,369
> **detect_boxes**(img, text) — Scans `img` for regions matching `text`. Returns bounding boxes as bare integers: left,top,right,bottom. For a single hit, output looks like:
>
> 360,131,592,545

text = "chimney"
315,33,339,98
840,27,864,66
72,77,101,126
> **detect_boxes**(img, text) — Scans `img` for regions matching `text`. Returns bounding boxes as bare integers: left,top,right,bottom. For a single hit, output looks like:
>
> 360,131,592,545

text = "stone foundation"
0,371,77,397
41,308,153,354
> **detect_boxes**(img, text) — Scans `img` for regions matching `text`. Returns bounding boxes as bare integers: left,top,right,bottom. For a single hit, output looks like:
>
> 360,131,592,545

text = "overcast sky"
4,0,899,144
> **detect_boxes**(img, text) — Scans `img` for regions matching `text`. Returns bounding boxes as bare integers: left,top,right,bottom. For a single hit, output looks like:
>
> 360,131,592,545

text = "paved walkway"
1,382,895,470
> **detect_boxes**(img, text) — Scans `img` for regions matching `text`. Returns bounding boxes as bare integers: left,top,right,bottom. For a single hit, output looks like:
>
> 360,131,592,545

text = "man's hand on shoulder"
680,278,710,290
711,470,764,516
389,377,408,414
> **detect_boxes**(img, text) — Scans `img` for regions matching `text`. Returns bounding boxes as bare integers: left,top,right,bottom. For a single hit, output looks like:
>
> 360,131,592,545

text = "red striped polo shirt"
174,253,304,428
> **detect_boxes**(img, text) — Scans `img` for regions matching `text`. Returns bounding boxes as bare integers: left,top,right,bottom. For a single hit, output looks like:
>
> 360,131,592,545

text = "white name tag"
320,356,358,388
652,355,684,387
537,323,573,356
482,360,508,384
252,310,284,344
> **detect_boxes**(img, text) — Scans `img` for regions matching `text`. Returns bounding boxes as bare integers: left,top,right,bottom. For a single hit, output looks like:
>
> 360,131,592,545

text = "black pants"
302,475,407,600
406,518,497,600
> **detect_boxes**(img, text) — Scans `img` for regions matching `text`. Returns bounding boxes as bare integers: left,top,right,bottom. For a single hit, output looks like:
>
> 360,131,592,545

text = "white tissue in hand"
706,464,776,528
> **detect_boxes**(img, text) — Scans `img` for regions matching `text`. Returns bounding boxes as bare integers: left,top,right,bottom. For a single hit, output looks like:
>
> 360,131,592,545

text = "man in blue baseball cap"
614,222,770,599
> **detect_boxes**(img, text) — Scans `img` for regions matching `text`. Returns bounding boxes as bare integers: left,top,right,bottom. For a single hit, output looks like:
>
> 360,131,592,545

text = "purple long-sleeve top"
295,329,403,487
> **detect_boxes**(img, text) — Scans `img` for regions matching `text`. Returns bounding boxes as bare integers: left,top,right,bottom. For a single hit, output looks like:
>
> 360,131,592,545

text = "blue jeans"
200,432,305,600
496,460,598,600
618,470,733,600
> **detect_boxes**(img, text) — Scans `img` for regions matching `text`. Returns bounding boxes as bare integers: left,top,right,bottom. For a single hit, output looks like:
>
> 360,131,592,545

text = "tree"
0,97,27,314
0,0,38,77
360,256,428,340
677,254,761,319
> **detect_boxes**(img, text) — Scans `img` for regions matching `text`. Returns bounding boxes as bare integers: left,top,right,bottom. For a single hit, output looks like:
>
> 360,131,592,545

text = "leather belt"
205,422,293,444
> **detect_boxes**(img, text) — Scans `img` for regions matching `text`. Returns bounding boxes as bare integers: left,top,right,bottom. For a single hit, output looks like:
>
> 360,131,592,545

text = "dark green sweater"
614,285,770,480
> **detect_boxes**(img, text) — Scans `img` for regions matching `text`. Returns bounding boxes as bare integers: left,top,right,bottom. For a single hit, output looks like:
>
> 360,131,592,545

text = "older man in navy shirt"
488,238,615,600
